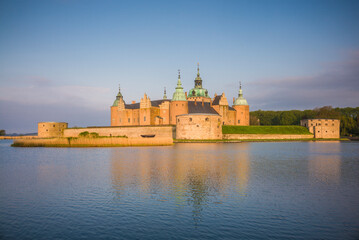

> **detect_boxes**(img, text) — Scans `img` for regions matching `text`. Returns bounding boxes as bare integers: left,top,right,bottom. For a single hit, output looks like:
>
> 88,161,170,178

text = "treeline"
250,106,359,136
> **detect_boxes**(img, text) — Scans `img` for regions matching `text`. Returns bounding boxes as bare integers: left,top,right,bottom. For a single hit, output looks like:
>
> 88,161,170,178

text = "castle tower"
233,82,249,126
187,63,211,102
111,84,125,126
170,70,188,125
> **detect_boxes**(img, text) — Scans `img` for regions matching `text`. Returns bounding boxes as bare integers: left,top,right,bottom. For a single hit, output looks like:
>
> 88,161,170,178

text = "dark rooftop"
125,99,170,109
188,101,219,115
212,95,222,105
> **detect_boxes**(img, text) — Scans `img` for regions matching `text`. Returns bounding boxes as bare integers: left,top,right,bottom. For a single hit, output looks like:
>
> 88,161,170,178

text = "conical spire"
234,81,248,106
176,69,183,89
163,87,167,99
116,84,123,100
112,84,124,106
238,81,243,97
172,69,187,101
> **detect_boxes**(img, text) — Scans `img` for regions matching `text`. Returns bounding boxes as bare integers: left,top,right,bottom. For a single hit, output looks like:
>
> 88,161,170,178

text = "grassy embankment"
222,125,313,135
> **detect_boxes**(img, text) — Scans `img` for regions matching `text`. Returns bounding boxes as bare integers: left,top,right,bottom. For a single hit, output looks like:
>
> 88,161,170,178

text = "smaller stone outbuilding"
176,114,222,140
301,119,340,138
38,122,68,138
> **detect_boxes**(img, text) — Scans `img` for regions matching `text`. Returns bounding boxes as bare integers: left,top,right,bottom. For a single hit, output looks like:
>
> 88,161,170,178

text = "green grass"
222,125,312,135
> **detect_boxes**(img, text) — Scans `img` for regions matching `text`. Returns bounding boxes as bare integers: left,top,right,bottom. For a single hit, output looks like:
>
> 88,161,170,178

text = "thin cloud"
247,51,359,110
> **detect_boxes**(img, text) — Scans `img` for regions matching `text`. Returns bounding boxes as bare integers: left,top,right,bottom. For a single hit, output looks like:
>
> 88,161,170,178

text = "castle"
110,64,249,139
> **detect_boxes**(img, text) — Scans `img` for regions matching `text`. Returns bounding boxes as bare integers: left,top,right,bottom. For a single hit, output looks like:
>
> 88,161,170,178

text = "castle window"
128,118,130,123
332,124,334,126
182,104,184,106
53,125,55,127
176,104,178,106
178,119,180,122
205,117,209,121
120,118,121,123
46,129,48,131
325,123,328,126
218,118,220,122
43,124,45,127
189,118,192,122
197,125,199,127
238,120,240,124
144,116,146,122
134,118,136,122
318,123,321,126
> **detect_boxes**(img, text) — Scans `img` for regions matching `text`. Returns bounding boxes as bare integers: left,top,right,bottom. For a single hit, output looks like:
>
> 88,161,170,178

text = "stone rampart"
38,122,68,138
223,134,314,140
63,126,175,138
176,114,222,140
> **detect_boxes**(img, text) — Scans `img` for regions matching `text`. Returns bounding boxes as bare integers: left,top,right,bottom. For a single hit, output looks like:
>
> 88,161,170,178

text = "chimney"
202,98,204,107
233,97,235,104
132,100,136,104
185,92,187,99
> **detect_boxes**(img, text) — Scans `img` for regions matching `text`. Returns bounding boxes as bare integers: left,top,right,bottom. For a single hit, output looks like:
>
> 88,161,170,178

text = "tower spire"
163,87,167,99
197,62,200,77
238,81,243,97
172,69,187,101
116,83,123,100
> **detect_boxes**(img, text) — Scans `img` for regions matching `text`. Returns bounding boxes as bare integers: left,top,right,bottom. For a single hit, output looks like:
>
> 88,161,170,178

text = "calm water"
0,140,358,239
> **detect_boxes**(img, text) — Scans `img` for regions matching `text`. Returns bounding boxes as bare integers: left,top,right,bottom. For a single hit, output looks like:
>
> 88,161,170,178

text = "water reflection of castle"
110,144,250,219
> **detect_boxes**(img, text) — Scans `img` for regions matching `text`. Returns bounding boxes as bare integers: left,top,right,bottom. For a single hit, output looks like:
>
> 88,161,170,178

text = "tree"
250,114,260,125
279,111,297,125
0,130,5,136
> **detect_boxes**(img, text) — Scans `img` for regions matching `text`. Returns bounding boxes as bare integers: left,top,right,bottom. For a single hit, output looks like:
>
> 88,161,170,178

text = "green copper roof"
234,83,248,106
112,85,123,106
172,70,187,101
188,87,209,97
188,63,209,98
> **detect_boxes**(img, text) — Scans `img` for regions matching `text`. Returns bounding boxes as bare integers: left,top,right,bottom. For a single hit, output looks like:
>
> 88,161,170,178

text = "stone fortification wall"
223,134,314,140
176,114,222,140
301,119,340,138
64,126,175,138
38,122,68,138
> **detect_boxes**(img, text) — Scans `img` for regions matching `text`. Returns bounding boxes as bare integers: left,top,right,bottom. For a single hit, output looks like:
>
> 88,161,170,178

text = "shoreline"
8,137,351,147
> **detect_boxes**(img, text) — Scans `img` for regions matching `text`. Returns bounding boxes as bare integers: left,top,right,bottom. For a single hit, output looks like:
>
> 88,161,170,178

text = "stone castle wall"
38,122,68,138
301,119,340,138
176,114,222,140
63,125,175,138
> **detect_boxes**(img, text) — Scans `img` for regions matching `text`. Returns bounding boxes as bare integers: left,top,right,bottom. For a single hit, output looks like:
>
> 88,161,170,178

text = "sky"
0,0,358,133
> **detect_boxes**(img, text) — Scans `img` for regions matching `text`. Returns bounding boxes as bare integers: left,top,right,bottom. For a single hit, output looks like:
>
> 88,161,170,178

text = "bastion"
38,122,68,138
176,114,222,140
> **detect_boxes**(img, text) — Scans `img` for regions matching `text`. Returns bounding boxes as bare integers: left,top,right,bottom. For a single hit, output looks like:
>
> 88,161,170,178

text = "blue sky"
0,0,359,133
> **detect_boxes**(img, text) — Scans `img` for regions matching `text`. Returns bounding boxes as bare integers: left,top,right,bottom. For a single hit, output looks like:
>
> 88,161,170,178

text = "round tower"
170,70,188,125
233,82,250,126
